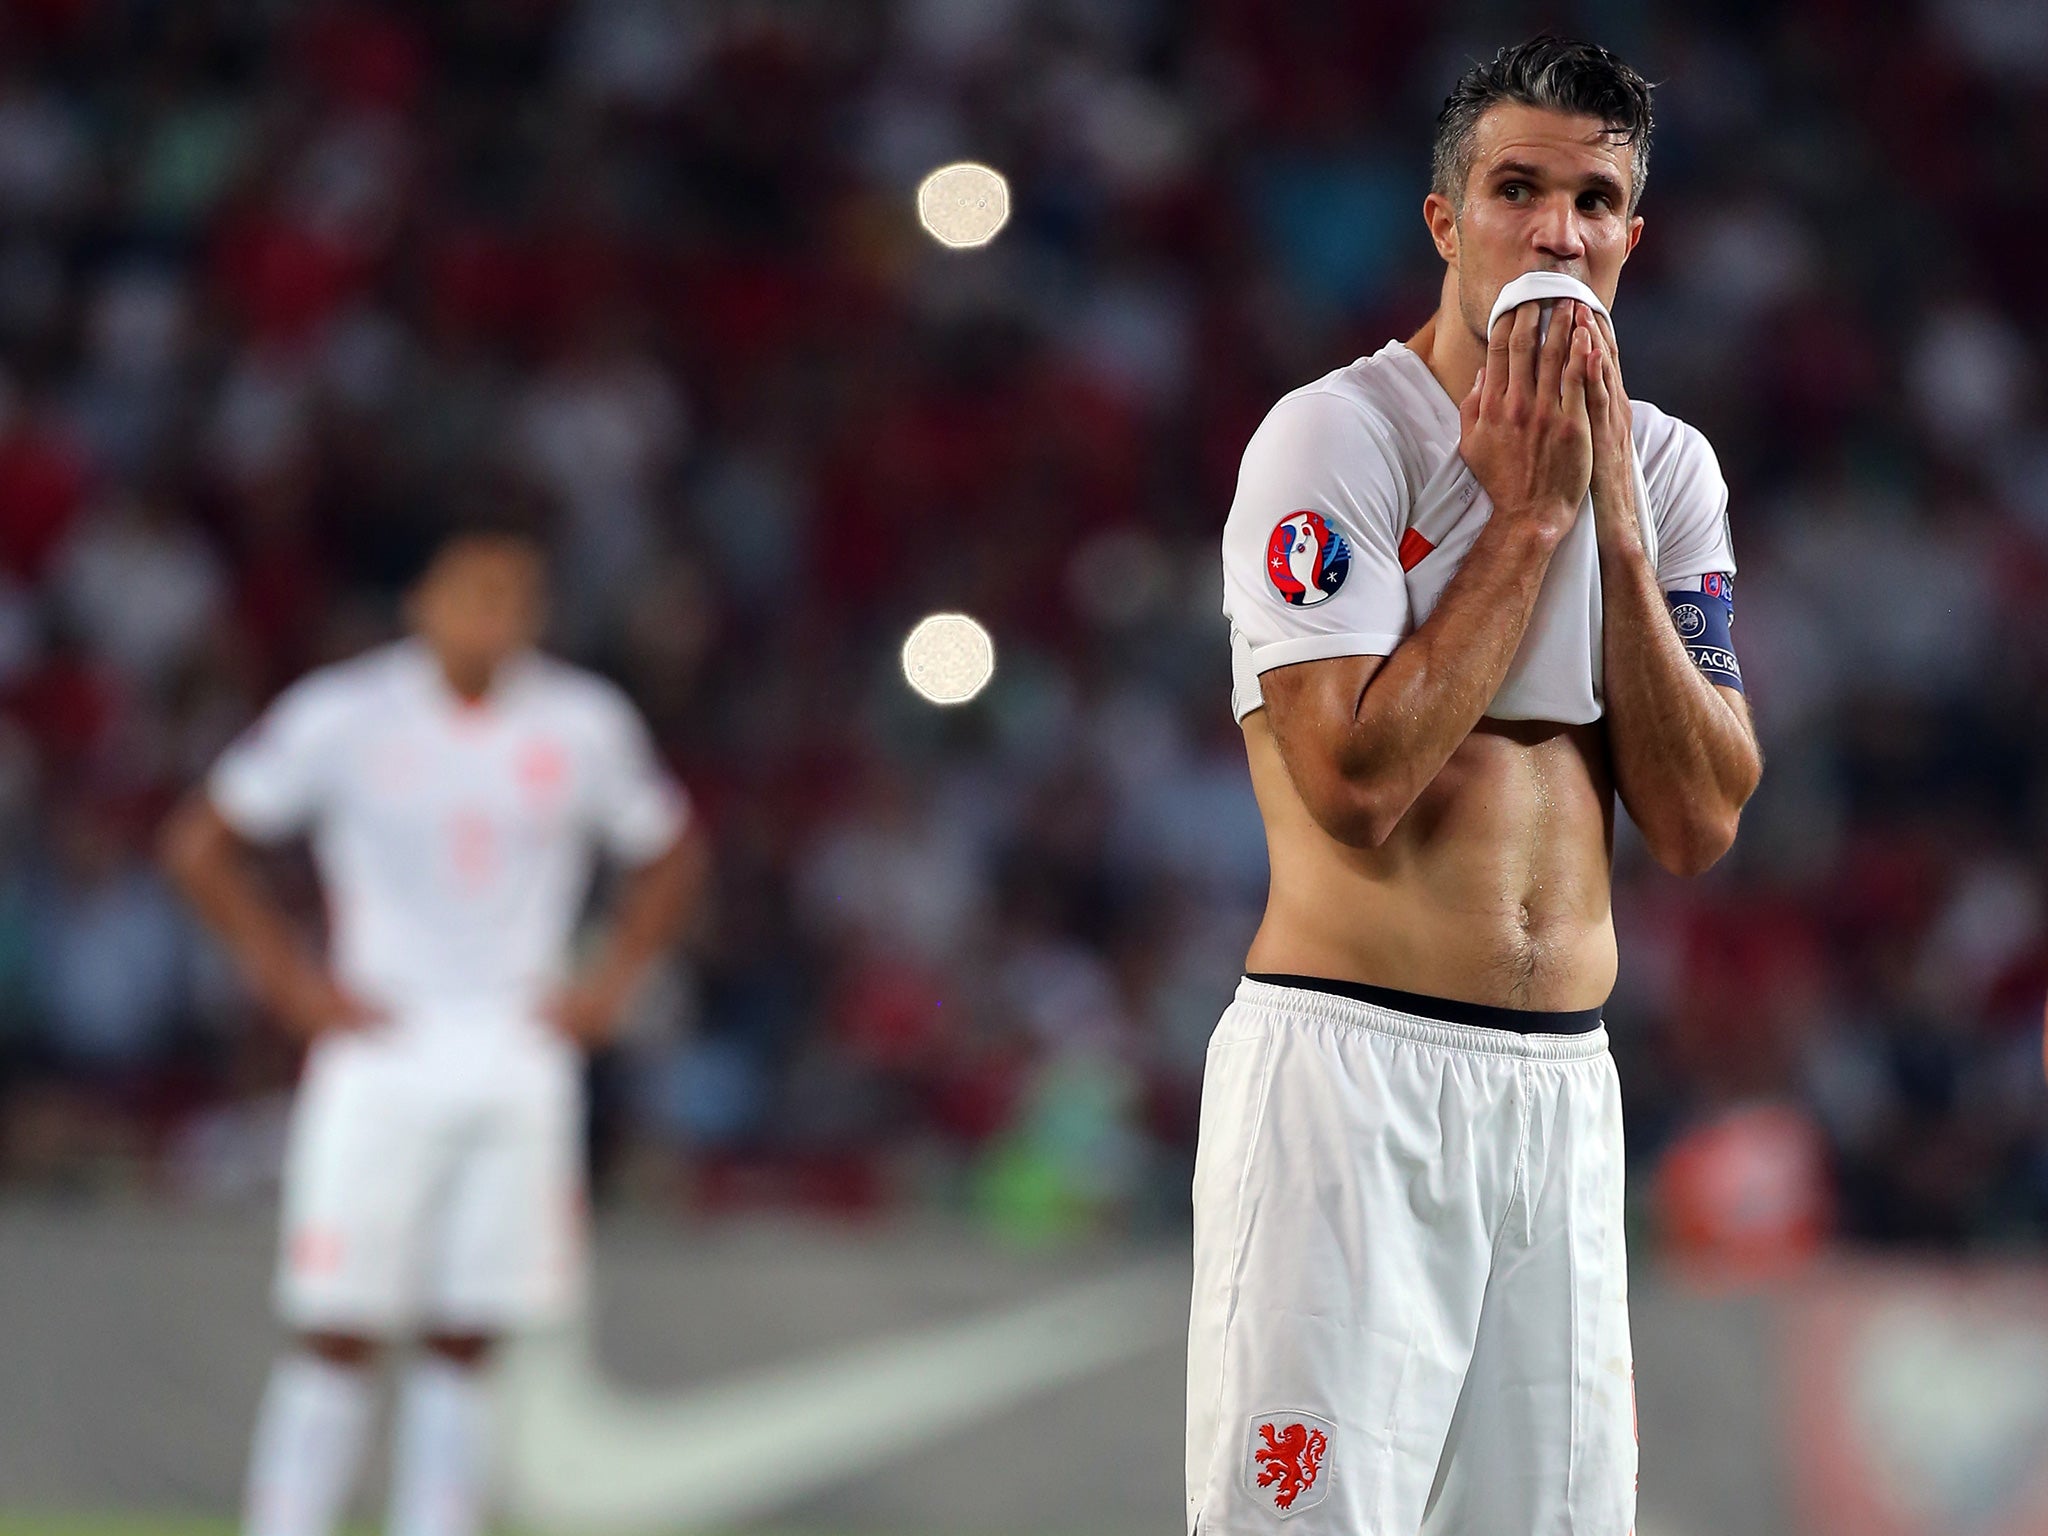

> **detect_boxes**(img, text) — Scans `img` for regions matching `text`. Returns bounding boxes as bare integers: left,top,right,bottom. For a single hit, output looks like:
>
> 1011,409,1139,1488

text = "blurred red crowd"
0,0,2045,1249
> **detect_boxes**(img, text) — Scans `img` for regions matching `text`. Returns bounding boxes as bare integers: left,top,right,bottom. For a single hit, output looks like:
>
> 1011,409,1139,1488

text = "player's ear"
1423,192,1458,263
1624,213,1643,260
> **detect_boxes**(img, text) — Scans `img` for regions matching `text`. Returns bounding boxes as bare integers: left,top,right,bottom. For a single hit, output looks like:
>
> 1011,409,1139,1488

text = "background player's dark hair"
405,503,551,590
1433,35,1654,214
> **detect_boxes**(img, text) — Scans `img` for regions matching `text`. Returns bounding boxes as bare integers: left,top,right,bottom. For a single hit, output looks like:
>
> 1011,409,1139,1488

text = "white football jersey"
1223,340,1736,725
209,639,688,1025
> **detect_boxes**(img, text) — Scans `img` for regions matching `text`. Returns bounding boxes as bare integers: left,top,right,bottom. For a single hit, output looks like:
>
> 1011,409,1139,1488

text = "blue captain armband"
1663,573,1743,691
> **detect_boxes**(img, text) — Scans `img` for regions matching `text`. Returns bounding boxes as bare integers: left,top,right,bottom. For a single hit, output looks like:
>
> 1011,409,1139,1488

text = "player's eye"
1500,182,1530,203
1578,191,1613,212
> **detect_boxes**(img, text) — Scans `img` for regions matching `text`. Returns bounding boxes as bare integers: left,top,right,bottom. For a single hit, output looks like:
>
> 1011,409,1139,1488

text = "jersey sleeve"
206,673,351,842
1644,418,1737,586
586,686,690,865
1221,389,1411,719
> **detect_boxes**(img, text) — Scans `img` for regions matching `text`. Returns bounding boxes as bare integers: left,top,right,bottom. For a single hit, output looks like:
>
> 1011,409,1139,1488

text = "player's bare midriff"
1240,708,1617,1012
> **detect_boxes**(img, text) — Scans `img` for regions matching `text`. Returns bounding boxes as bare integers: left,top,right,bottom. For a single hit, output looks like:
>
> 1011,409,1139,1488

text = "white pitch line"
499,1262,1184,1533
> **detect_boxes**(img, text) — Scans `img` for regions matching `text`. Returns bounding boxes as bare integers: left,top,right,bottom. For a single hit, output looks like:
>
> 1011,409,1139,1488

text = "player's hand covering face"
1456,297,1596,542
1582,308,1638,545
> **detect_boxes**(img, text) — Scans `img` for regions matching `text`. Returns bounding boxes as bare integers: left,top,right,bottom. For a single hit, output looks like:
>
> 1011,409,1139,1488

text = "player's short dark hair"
1433,35,1654,214
409,505,550,588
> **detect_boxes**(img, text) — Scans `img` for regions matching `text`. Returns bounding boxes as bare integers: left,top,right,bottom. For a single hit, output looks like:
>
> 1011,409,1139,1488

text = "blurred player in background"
162,517,708,1536
1190,36,1762,1535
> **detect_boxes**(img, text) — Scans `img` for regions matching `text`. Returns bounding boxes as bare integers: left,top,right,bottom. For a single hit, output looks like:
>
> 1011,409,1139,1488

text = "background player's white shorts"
1186,977,1635,1535
275,1018,586,1334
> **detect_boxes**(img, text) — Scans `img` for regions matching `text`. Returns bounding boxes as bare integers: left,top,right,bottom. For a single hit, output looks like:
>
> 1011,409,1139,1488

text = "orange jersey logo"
1251,1418,1331,1513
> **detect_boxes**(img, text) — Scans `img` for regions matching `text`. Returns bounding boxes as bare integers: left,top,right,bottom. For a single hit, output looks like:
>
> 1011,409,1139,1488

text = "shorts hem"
275,1296,413,1337
279,1297,576,1334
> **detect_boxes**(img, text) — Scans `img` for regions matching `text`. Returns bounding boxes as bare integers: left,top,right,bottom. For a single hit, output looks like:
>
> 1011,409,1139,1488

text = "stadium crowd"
1,0,2045,1252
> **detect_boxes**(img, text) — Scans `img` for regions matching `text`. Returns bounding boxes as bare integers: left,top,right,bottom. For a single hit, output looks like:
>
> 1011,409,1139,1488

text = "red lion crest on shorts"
1252,1419,1329,1511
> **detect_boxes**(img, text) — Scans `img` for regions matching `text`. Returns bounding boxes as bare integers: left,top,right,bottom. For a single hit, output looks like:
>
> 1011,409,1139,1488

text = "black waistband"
1244,973,1605,1035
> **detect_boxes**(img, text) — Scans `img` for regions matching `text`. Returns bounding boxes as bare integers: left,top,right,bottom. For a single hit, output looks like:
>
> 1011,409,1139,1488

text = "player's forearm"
1338,516,1564,835
583,829,708,998
158,796,309,996
1598,541,1761,874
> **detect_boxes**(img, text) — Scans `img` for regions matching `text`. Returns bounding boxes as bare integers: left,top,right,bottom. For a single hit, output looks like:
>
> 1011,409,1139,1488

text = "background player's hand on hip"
544,973,631,1048
262,959,386,1041
1458,298,1596,545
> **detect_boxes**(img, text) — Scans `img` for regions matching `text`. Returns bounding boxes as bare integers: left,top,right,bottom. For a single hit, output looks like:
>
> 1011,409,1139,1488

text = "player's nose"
1531,196,1586,261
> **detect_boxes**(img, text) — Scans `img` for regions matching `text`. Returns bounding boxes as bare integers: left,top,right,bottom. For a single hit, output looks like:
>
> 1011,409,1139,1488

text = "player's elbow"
1309,776,1405,850
653,825,714,928
1349,791,1408,850
1645,807,1740,878
157,795,228,892
1670,749,1763,875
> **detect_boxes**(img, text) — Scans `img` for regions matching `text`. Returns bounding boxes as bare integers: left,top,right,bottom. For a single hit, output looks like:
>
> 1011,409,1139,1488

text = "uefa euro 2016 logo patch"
1265,511,1351,606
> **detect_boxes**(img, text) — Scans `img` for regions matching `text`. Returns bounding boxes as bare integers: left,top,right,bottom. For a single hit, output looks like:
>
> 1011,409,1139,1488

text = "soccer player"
1188,36,1762,1535
162,518,708,1536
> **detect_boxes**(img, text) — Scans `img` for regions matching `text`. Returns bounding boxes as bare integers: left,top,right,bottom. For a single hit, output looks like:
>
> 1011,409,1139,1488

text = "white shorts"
275,1021,586,1335
1186,977,1635,1535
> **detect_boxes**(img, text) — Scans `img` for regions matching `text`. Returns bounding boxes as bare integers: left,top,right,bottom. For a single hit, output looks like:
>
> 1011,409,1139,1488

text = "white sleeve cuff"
605,786,691,867
1654,560,1738,589
1246,631,1405,674
205,771,302,845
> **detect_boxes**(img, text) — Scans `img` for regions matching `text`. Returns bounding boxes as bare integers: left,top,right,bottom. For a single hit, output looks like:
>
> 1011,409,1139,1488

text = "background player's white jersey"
209,639,688,1028
1222,340,1737,725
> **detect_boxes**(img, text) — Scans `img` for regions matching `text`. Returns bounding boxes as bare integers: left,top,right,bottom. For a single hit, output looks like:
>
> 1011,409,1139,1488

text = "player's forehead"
1466,102,1634,196
430,535,545,585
